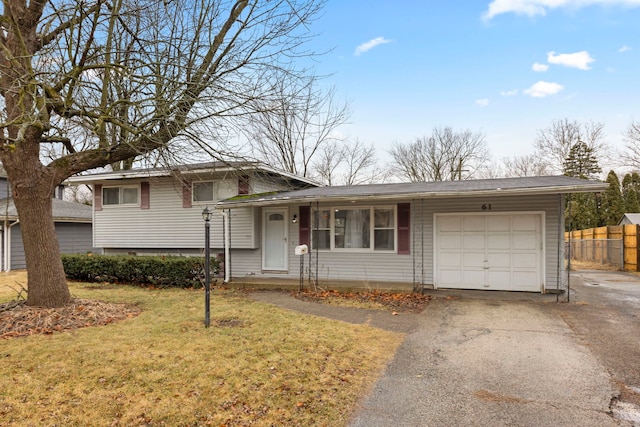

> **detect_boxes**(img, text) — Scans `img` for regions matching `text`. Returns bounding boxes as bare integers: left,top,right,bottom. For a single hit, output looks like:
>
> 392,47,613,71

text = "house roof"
619,213,640,225
66,161,320,187
216,175,609,208
0,198,92,223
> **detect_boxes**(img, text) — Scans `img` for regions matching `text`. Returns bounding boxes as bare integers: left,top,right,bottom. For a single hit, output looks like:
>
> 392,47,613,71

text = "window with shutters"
310,205,398,252
192,180,237,204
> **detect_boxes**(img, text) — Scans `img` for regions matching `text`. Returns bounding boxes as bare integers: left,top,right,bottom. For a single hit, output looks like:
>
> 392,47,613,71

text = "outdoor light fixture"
202,206,212,222
202,207,212,328
292,214,297,223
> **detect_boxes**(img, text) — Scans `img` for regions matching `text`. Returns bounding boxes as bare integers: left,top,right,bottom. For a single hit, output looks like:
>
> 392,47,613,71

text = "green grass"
0,280,403,426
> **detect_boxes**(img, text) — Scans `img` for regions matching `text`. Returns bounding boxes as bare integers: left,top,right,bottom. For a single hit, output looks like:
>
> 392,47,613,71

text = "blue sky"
304,0,640,169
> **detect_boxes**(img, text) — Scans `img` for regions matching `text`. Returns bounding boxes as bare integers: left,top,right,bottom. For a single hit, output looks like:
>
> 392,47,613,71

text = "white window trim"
191,180,238,205
311,205,397,253
102,185,140,207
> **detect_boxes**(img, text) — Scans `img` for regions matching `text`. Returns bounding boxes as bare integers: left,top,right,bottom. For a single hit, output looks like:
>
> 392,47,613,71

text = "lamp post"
202,206,212,328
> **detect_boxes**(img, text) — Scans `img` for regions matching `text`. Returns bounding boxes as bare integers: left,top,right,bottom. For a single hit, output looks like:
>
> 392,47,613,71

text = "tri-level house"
71,162,607,293
67,162,319,271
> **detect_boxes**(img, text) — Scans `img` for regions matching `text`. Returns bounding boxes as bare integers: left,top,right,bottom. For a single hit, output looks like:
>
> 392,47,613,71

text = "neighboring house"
0,169,93,271
66,162,319,264
216,176,607,293
618,213,640,225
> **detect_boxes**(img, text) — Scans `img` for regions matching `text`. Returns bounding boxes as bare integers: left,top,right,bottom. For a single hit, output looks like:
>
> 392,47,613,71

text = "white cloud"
476,98,490,107
619,45,632,52
523,81,564,97
483,0,640,21
532,62,549,72
547,50,594,70
500,89,519,96
354,37,391,56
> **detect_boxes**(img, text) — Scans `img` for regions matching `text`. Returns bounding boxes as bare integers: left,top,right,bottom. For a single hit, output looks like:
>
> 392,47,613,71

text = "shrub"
61,254,219,289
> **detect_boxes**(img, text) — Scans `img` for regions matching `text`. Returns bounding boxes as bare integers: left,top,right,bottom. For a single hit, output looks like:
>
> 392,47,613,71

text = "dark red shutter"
397,203,410,255
238,176,250,195
182,181,192,208
94,184,102,211
140,182,150,209
299,205,310,246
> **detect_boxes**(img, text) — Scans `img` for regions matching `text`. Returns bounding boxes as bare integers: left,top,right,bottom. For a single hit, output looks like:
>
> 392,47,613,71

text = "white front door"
263,209,288,271
435,213,543,292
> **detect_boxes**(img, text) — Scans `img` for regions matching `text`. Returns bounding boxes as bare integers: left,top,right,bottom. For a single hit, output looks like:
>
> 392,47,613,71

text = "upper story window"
311,206,396,252
192,180,237,204
103,186,139,206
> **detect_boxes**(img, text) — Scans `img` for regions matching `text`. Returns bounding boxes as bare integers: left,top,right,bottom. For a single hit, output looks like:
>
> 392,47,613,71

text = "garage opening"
435,213,543,292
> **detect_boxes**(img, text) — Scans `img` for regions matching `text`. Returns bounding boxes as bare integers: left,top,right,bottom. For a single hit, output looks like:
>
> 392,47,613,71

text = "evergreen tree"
600,170,625,225
563,141,603,230
563,141,602,179
622,172,640,212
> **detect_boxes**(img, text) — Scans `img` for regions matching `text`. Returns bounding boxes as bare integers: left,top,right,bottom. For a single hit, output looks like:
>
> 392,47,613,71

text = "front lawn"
0,275,403,426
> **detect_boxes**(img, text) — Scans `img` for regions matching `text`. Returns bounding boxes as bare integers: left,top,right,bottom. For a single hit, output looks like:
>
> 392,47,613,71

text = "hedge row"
61,254,220,289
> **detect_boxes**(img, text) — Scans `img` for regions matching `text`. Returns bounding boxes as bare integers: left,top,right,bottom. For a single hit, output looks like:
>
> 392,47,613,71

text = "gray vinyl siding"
0,177,10,199
55,223,94,254
226,194,565,292
9,225,24,270
9,222,94,270
94,177,257,250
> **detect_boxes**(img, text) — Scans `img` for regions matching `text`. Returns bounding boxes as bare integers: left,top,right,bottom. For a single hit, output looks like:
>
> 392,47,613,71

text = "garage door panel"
513,272,539,288
440,235,462,249
463,216,485,232
513,215,538,231
440,253,462,267
439,216,462,232
487,234,511,250
463,252,485,268
513,253,538,268
463,270,486,286
513,233,538,250
487,252,511,267
487,216,511,232
487,271,511,288
440,270,462,286
463,235,485,249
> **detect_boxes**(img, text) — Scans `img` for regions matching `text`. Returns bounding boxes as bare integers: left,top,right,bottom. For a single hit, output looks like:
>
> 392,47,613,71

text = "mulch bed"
0,299,141,340
292,289,432,313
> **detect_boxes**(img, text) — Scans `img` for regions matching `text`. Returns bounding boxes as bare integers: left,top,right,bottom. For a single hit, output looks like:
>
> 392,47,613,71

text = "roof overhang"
216,177,609,209
66,162,321,187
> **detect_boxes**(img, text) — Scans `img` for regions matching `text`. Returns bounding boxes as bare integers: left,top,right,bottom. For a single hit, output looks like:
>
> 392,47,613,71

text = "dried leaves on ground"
0,299,141,340
292,289,432,312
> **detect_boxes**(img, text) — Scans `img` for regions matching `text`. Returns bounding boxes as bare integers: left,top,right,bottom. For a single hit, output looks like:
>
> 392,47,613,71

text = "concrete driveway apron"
349,296,620,427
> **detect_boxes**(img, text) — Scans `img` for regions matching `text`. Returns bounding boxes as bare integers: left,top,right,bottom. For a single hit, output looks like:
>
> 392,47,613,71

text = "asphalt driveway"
250,274,640,426
349,295,619,427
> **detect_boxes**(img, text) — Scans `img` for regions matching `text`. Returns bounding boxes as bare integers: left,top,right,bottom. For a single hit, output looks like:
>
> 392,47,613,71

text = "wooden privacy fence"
565,225,640,272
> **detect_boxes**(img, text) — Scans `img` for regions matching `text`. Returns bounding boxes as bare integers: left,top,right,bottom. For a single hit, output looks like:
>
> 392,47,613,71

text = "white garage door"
435,213,542,292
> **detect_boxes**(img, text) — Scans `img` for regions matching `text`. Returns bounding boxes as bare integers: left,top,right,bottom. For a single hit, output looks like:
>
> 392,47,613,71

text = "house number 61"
482,204,492,211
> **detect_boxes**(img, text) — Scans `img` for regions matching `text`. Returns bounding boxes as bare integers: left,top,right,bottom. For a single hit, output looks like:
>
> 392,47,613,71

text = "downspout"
220,209,231,283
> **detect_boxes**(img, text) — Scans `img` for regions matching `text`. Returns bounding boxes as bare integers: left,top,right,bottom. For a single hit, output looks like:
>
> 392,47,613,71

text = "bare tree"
0,0,325,307
312,139,389,185
244,73,350,177
534,118,607,174
389,127,489,182
621,120,640,170
501,154,553,177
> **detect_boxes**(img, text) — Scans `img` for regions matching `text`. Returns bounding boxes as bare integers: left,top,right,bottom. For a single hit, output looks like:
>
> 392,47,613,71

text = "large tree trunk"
13,186,70,307
1,148,70,308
